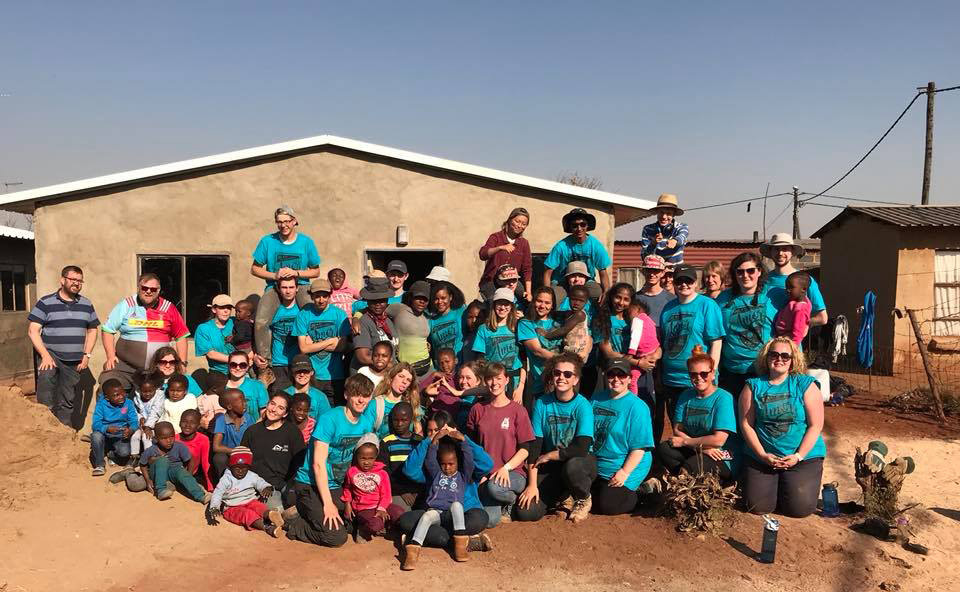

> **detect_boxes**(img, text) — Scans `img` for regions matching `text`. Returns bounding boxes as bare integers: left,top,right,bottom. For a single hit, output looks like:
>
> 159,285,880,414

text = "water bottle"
759,515,779,563
821,482,840,517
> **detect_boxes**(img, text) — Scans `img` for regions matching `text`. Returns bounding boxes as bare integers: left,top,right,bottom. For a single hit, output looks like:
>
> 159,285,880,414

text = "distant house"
0,225,36,381
812,206,960,375
613,237,821,289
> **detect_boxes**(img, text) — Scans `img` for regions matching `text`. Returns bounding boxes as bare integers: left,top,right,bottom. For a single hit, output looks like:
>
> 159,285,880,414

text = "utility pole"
792,185,801,239
919,81,935,205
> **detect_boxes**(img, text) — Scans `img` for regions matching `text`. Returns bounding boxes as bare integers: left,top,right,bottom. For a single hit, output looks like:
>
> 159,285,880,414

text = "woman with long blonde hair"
370,362,422,437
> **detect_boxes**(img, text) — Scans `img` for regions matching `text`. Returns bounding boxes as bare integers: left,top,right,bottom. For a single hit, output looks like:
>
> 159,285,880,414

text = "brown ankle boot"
453,535,470,562
401,544,421,570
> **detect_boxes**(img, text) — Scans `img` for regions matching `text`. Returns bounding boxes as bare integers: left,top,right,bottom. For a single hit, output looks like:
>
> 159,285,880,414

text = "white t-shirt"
358,366,384,389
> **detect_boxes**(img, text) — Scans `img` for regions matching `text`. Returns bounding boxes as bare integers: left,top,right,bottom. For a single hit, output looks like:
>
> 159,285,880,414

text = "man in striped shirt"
27,265,100,427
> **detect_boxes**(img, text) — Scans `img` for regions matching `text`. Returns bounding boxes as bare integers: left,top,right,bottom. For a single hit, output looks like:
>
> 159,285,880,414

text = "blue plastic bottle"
822,482,840,517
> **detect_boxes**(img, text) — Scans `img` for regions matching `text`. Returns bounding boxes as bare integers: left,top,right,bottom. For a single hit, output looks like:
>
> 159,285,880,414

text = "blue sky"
2,1,958,238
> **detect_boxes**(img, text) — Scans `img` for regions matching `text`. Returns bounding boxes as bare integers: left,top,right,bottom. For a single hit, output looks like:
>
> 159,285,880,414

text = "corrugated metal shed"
812,205,960,238
0,225,34,240
614,239,820,272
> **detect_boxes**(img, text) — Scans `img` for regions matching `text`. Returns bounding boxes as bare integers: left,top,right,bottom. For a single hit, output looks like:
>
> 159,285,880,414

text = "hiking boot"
267,509,284,530
569,496,592,523
401,544,421,570
109,467,134,484
467,533,493,552
640,477,662,495
500,505,513,524
281,506,300,521
453,535,470,562
92,466,105,477
265,524,282,538
553,495,574,516
157,488,174,501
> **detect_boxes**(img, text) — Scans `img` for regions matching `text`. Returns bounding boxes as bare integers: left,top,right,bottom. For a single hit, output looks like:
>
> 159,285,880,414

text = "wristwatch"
83,352,93,358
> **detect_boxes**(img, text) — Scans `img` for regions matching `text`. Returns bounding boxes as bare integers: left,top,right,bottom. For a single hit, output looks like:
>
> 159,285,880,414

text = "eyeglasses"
229,361,250,370
139,285,160,293
275,218,295,226
674,277,695,286
735,267,759,276
552,369,576,379
157,359,176,366
688,370,712,380
570,221,589,229
606,371,629,379
768,351,793,362
63,277,84,284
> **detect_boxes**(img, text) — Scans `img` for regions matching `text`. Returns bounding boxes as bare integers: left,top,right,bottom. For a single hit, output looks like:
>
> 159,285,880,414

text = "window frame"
137,253,231,334
0,262,28,312
933,249,960,337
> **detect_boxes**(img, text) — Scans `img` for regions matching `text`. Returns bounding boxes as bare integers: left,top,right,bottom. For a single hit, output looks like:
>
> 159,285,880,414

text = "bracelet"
794,453,804,462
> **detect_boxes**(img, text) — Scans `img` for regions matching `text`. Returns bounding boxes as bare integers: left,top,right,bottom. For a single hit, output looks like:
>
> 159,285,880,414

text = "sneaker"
267,509,285,530
466,533,493,552
265,524,282,538
202,492,212,505
569,495,592,523
500,505,513,524
80,434,91,443
640,477,662,495
157,488,174,501
552,495,574,516
92,466,105,477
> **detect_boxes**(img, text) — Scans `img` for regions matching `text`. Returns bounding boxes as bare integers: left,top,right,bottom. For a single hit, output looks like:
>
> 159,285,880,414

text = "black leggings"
591,478,638,515
743,457,823,518
284,483,350,547
656,441,733,481
396,507,487,547
515,456,597,522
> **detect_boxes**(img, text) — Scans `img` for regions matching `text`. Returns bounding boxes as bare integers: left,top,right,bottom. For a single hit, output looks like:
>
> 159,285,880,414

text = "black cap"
605,359,632,375
386,260,407,274
673,264,697,283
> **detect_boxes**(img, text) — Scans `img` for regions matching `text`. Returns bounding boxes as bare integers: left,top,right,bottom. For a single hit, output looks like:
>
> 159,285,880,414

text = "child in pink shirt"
341,434,405,542
774,271,812,346
176,409,213,491
627,301,660,395
291,393,315,444
196,373,227,432
329,268,361,316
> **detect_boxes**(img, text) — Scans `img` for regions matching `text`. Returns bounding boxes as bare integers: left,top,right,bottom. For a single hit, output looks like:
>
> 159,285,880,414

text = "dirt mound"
0,386,87,509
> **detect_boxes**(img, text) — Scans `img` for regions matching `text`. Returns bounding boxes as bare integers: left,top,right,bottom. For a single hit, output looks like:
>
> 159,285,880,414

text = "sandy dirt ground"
1,385,958,592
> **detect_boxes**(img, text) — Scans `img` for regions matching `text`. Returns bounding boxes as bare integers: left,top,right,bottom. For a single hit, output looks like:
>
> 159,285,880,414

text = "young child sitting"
537,285,593,362
90,378,139,476
228,299,256,354
161,374,199,434
626,300,660,396
130,372,164,464
341,433,405,542
139,421,211,503
290,392,315,444
401,425,475,570
774,271,812,346
212,388,252,479
358,340,394,389
196,371,228,432
378,402,425,510
176,409,213,491
329,267,361,316
422,348,461,417
207,447,284,538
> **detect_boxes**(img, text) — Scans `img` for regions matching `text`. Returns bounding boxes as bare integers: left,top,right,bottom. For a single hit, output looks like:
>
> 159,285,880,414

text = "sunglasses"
674,277,695,286
688,370,711,380
139,285,160,293
606,371,629,379
552,369,576,379
570,221,589,229
294,369,312,375
157,359,176,366
229,361,250,370
768,351,793,362
735,267,759,276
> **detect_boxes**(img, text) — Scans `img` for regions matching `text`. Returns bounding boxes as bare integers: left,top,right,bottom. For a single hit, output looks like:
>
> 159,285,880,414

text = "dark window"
0,263,27,311
532,253,548,289
138,255,229,334
364,249,444,288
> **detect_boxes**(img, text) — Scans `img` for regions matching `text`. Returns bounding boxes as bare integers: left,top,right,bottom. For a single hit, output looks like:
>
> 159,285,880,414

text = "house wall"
33,147,617,377
0,236,37,382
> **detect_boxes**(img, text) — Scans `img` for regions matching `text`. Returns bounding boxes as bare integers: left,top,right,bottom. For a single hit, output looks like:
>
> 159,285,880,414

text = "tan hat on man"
309,278,332,294
760,232,806,258
654,193,684,216
209,294,234,308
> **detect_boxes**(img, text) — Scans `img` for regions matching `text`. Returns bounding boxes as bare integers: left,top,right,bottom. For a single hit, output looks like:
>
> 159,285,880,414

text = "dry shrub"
663,469,739,533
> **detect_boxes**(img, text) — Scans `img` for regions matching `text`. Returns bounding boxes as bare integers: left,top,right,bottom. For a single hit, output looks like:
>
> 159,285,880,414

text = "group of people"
27,195,831,568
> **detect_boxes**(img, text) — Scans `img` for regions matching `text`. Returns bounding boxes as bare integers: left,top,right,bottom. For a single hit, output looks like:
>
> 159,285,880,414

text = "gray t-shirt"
139,441,192,469
351,313,397,372
634,290,675,327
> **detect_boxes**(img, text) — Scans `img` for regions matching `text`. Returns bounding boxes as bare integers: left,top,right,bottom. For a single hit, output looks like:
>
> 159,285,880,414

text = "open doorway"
364,249,444,289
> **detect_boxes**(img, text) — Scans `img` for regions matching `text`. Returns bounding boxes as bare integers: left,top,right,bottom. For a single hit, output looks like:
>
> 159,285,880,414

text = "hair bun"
691,345,706,355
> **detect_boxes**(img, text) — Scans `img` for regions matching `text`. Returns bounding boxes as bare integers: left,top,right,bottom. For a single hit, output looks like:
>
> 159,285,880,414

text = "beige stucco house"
0,135,655,374
812,205,960,376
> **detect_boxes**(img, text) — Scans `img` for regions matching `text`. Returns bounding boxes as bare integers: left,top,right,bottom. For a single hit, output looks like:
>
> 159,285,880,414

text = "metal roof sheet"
0,225,34,240
812,205,960,237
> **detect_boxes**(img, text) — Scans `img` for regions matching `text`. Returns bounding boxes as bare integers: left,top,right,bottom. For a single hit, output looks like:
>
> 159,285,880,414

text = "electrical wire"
801,193,912,206
684,192,791,212
766,201,793,227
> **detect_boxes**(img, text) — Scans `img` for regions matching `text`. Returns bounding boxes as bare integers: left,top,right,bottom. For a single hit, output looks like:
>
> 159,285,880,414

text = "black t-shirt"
239,421,307,489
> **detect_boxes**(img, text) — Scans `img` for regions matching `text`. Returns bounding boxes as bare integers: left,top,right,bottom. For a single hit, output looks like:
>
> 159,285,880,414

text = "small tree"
556,172,603,190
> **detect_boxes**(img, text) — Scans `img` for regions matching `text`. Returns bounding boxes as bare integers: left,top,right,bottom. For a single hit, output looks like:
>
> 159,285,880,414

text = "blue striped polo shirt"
27,292,100,362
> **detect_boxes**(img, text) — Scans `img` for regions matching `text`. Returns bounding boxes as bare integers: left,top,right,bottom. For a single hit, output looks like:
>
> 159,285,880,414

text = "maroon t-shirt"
466,400,535,476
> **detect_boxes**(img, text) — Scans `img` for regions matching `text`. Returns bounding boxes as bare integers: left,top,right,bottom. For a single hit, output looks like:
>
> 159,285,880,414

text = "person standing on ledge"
639,193,688,266
543,208,612,297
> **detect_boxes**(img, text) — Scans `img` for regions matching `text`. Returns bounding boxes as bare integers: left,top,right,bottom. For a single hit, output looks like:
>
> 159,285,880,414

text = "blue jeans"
90,431,131,468
148,457,206,501
479,470,526,527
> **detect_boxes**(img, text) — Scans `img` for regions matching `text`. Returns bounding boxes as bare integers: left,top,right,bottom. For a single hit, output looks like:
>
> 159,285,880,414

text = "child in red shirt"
341,433,405,542
176,409,213,491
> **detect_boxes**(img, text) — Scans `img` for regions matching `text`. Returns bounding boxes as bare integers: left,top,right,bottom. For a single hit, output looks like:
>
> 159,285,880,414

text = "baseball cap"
642,255,667,271
564,261,590,278
673,264,697,283
209,294,234,307
492,287,515,303
496,264,520,281
410,280,431,299
290,354,312,374
309,278,332,293
386,260,408,274
605,359,632,375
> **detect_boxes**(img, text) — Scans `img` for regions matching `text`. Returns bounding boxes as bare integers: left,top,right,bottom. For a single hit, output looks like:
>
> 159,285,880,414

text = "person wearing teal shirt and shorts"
293,279,351,407
194,294,236,375
542,208,612,296
427,281,467,363
740,337,826,518
517,286,562,415
472,288,526,397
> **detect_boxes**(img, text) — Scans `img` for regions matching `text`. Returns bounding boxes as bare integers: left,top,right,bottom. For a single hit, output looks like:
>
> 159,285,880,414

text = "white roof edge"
0,134,657,213
0,225,35,240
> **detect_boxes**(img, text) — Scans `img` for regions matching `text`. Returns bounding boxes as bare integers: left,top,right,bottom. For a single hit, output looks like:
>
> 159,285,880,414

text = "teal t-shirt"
292,304,350,380
591,314,631,356
532,393,594,453
233,377,269,424
270,303,301,367
428,306,466,362
714,290,777,375
194,318,235,375
674,387,738,469
543,235,612,282
295,406,377,486
517,318,562,395
351,294,402,314
472,324,522,371
765,272,826,313
283,385,331,421
745,374,826,460
251,232,321,289
591,391,654,489
659,295,726,387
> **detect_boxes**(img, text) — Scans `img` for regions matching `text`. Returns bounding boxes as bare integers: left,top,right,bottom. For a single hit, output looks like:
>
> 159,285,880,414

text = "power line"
684,192,791,212
767,201,793,227
799,192,912,205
